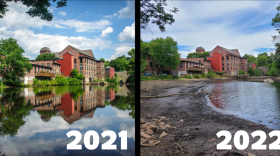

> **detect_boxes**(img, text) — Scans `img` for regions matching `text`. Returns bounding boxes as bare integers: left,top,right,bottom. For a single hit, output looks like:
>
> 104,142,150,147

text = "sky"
0,0,135,60
141,1,280,58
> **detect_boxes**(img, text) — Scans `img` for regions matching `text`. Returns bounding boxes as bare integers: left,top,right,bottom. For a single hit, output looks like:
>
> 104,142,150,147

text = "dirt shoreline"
140,79,280,156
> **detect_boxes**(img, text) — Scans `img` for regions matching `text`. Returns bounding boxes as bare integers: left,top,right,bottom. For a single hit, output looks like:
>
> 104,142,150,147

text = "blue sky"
0,0,135,60
141,1,279,58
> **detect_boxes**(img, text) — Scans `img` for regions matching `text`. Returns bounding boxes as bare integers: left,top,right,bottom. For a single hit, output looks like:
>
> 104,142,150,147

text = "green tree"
35,53,56,61
140,39,152,73
0,0,67,21
104,60,110,67
187,52,209,59
272,4,280,41
109,55,128,71
70,69,84,80
0,38,32,86
125,48,135,75
140,0,179,32
100,58,105,62
149,36,180,74
257,55,268,66
243,54,257,64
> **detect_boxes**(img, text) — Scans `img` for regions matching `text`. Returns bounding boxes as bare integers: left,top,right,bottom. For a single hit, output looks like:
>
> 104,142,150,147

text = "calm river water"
0,85,135,156
202,80,280,130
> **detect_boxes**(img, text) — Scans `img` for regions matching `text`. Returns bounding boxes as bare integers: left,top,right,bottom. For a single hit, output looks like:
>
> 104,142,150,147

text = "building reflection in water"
23,85,121,124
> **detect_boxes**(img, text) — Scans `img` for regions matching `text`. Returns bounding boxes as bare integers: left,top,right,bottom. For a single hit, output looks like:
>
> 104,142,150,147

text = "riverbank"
140,79,280,156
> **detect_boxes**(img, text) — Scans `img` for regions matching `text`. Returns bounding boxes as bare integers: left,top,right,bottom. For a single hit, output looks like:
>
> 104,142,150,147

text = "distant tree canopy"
243,54,257,64
35,53,56,61
0,0,67,21
140,0,178,32
187,52,210,59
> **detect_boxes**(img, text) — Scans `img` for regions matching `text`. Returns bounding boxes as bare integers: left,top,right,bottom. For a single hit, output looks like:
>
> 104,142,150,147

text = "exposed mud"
140,79,280,156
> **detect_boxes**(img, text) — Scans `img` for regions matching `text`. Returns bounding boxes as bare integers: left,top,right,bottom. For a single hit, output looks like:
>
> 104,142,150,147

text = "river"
202,80,280,130
0,85,135,156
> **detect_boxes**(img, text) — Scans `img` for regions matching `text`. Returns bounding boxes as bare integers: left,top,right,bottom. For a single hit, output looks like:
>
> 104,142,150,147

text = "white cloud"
100,27,113,37
54,24,66,29
55,19,111,32
104,15,113,19
58,11,67,16
141,1,279,58
118,0,135,19
0,27,112,59
118,22,135,42
0,2,111,32
113,13,118,17
109,43,134,60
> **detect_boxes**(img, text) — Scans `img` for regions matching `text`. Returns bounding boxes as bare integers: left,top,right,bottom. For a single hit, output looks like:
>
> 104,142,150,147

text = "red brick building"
144,45,248,76
23,45,105,84
105,66,115,79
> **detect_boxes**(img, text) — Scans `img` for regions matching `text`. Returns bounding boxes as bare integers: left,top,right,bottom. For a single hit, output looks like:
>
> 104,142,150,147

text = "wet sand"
140,79,280,156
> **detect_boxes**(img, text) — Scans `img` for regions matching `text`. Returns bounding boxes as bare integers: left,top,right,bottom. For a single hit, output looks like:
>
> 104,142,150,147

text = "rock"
140,119,145,124
145,122,151,125
264,78,274,83
146,114,152,119
164,124,171,130
141,132,151,139
159,132,167,139
183,133,188,136
173,115,176,117
145,129,153,135
248,153,255,156
159,122,165,126
140,124,147,129
152,119,160,123
142,139,149,144
156,126,166,133
180,119,184,122
159,117,169,122
146,124,157,130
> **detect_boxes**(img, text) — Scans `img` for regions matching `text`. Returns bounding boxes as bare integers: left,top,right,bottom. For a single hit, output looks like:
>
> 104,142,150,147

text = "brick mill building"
23,45,105,84
144,45,248,76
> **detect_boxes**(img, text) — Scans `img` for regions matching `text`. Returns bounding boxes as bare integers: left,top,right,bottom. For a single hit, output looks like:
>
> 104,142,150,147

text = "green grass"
141,75,180,81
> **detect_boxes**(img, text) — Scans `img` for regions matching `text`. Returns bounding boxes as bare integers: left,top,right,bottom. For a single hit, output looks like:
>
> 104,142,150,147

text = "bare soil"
140,79,280,156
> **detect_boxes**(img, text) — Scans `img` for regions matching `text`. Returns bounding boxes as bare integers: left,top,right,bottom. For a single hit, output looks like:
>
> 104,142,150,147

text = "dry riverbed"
140,79,280,156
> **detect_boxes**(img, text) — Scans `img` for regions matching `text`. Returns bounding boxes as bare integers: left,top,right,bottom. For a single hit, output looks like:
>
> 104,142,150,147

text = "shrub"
69,78,82,85
186,75,192,79
41,80,50,86
172,75,179,79
55,76,69,85
216,71,223,75
201,73,206,78
50,79,58,86
238,70,245,75
33,78,39,85
207,71,216,78
194,74,200,79
267,67,279,76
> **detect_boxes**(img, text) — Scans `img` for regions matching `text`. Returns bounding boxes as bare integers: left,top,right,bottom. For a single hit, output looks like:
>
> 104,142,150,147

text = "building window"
47,63,49,67
186,63,188,68
74,65,76,69
180,62,183,68
227,61,229,66
227,67,229,70
80,58,83,63
222,67,224,70
74,59,76,63
199,60,201,63
150,62,152,67
194,60,196,62
42,63,44,66
227,55,229,60
222,57,224,60
155,64,158,68
80,65,83,71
